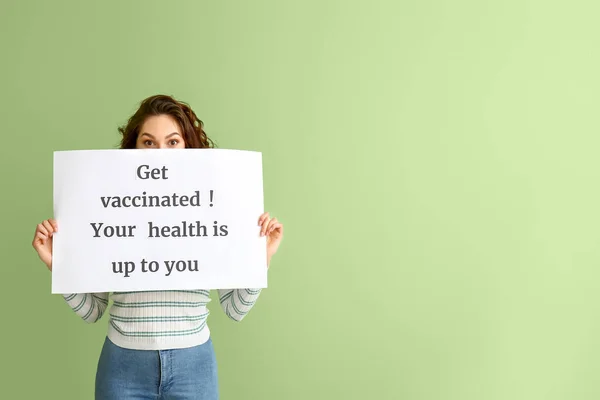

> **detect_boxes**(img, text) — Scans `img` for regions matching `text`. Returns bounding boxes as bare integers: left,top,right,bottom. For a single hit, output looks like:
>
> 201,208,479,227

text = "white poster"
52,149,267,294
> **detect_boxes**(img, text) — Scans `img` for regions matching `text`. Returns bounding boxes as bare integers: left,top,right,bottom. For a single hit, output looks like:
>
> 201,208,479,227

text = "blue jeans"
95,336,219,399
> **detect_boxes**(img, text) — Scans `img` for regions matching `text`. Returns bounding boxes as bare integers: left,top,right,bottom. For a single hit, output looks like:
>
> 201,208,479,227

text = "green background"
1,0,600,399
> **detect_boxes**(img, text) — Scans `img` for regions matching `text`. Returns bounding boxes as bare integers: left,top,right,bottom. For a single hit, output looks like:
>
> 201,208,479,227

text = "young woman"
32,94,284,400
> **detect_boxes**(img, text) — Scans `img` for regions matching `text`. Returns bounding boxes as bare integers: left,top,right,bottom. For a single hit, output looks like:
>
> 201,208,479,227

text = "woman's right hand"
32,218,57,271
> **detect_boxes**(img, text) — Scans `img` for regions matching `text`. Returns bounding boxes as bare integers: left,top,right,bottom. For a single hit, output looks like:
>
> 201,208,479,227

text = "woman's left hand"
258,212,284,266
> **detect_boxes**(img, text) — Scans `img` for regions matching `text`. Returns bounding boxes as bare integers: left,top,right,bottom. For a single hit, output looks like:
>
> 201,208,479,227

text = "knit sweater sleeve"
217,288,262,321
62,293,110,323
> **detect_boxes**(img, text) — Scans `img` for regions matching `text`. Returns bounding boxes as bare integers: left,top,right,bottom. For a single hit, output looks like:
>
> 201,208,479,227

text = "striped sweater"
62,288,262,350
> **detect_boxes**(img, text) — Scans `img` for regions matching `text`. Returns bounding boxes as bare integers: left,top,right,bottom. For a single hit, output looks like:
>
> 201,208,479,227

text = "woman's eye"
169,140,179,146
144,140,154,146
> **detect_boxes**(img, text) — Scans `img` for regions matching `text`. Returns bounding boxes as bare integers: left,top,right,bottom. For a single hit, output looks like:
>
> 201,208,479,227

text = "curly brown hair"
118,94,215,149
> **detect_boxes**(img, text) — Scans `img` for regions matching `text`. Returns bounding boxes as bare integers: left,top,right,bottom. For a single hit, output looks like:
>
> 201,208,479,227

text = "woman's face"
136,114,186,149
